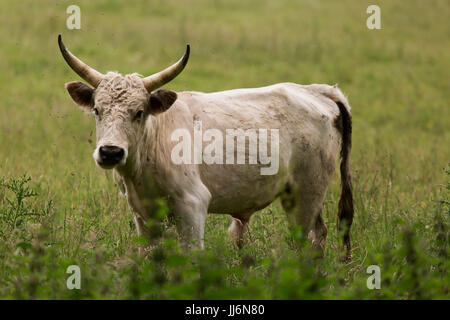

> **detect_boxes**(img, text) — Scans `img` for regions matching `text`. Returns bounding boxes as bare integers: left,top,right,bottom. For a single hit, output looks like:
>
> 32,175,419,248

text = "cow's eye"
134,110,144,121
93,108,99,116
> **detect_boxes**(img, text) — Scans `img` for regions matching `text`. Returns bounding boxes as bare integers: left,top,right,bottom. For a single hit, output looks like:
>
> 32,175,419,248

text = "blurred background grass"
0,0,448,299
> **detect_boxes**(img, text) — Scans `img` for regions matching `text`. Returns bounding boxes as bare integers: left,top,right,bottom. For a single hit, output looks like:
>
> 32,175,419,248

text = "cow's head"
58,35,189,169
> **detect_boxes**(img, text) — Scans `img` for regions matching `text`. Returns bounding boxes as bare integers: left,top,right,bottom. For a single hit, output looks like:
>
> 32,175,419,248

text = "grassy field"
0,0,448,299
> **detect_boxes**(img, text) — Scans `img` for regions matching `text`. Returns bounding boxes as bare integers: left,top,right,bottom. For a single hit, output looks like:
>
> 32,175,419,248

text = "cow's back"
161,83,342,214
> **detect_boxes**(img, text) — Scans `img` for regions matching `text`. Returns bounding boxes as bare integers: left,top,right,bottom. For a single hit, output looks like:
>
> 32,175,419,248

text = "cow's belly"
200,163,290,215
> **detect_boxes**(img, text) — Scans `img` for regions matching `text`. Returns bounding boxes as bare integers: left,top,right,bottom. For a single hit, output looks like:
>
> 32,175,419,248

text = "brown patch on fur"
148,89,177,115
334,112,343,137
280,183,297,212
334,101,354,261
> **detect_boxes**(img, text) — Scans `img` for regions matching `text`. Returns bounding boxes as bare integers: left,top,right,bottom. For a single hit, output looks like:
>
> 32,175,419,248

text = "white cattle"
58,35,354,259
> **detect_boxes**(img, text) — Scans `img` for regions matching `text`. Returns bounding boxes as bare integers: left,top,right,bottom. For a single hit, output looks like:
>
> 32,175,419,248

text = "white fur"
78,73,350,250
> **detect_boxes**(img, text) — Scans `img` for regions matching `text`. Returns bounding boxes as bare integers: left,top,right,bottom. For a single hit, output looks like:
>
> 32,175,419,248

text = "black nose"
99,146,125,166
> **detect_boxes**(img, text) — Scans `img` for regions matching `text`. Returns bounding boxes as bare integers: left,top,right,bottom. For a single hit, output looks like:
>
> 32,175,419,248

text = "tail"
335,100,354,261
307,84,354,260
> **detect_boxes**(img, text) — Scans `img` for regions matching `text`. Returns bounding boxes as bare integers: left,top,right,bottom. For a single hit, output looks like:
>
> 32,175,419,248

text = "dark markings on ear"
148,89,177,115
65,81,94,107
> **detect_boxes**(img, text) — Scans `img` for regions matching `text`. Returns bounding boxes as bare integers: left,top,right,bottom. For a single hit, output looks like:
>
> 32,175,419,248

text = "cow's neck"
116,115,159,188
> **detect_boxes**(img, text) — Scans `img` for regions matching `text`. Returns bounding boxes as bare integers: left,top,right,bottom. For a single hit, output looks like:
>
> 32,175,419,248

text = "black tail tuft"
335,101,354,261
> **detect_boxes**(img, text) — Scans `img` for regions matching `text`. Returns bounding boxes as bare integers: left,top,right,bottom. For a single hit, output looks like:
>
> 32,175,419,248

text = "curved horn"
142,44,190,92
58,34,104,87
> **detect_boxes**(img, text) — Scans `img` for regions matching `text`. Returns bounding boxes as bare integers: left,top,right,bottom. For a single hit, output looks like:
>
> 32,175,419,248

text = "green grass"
0,0,448,299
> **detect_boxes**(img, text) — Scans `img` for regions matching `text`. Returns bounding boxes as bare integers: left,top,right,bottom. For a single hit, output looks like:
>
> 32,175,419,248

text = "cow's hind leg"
282,176,331,256
228,213,252,248
314,214,328,251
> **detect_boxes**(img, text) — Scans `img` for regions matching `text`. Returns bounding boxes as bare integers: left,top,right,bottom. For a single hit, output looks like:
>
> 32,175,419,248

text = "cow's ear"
148,89,177,115
65,81,94,109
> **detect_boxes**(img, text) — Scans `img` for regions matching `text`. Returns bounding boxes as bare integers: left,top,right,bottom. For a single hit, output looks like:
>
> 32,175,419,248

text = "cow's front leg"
122,178,153,255
132,214,151,256
133,214,150,238
172,193,209,249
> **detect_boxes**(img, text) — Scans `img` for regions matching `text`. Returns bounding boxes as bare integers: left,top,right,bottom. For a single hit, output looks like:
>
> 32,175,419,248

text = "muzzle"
94,144,128,169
